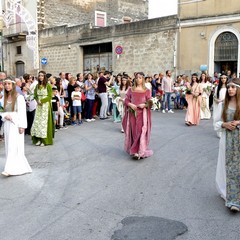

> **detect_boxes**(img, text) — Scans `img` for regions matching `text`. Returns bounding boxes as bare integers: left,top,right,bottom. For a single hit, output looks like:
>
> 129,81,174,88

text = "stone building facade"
1,0,149,77
38,16,177,77
178,0,240,76
2,0,240,78
44,0,148,28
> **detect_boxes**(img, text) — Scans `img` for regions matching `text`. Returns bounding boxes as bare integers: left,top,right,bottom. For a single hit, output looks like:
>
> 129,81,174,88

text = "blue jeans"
162,92,172,110
86,99,94,119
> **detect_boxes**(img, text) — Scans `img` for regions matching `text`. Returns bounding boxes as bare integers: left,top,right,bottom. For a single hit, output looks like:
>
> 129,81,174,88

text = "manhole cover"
111,216,188,240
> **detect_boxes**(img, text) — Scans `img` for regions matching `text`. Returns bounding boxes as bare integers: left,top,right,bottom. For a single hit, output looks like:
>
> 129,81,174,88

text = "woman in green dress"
31,71,54,146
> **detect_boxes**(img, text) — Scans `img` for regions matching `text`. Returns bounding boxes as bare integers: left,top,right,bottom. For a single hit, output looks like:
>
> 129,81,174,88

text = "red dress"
122,88,153,158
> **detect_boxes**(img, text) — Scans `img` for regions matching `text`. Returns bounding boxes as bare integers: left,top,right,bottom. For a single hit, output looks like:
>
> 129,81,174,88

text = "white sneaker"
168,109,174,113
86,119,91,122
162,110,166,113
90,118,95,122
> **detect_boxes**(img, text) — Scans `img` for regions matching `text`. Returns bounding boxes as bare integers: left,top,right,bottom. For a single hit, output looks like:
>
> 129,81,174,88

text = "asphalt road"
0,110,239,240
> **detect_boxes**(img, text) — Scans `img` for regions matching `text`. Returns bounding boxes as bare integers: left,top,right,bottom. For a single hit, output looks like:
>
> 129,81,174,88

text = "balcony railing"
2,22,28,37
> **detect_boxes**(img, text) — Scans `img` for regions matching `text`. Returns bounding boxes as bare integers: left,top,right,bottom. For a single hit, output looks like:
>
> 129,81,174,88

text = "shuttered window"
95,11,106,27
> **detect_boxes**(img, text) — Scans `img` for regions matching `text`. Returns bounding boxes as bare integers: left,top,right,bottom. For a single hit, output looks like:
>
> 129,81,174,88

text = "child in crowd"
71,84,82,125
174,80,181,109
52,86,60,131
63,101,70,117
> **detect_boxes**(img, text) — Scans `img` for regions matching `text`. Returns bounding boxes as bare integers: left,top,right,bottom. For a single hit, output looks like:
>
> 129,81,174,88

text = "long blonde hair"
222,78,240,122
4,79,18,112
132,72,147,91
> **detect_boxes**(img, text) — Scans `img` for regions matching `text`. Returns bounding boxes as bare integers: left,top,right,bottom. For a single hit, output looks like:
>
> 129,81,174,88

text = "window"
16,46,22,55
214,32,238,61
95,11,106,27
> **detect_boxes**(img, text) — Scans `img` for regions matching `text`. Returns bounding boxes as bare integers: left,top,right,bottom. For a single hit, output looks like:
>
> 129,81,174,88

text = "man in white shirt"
161,70,174,113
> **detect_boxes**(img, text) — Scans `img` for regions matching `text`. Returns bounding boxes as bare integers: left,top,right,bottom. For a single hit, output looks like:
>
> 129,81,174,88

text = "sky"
148,0,178,19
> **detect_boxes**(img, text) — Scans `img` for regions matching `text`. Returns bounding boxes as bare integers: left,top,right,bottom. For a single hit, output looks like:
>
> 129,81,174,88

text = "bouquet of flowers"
185,88,192,94
206,83,214,92
109,87,119,99
128,108,137,117
25,88,35,101
145,99,153,109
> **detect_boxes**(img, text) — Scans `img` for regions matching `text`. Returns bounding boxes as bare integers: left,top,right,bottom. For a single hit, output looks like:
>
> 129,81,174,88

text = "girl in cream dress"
1,78,32,176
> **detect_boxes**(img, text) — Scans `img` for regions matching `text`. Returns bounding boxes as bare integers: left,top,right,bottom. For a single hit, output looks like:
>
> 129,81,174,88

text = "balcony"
2,22,28,42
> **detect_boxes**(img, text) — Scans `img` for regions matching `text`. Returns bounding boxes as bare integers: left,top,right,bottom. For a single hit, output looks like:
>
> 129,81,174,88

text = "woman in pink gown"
185,73,202,126
122,72,153,160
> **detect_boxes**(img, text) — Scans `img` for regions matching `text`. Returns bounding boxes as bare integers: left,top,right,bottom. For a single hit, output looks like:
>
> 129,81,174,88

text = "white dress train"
1,95,32,176
214,102,226,200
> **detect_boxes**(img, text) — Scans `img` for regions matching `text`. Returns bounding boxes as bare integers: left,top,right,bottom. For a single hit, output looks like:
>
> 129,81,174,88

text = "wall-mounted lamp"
200,32,206,39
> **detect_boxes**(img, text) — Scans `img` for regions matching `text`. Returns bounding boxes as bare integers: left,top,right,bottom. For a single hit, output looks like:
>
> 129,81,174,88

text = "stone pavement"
0,110,239,240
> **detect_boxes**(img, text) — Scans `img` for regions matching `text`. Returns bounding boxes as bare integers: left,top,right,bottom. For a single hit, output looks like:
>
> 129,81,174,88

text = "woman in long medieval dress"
1,78,32,176
214,78,240,212
213,74,227,138
31,71,54,146
185,73,202,126
199,72,211,120
122,72,153,160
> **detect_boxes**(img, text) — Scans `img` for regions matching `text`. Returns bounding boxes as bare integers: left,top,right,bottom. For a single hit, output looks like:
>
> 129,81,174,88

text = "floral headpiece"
3,78,16,84
227,78,240,88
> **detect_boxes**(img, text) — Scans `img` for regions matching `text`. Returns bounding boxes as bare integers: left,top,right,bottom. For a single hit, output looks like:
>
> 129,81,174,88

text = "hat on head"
52,86,57,90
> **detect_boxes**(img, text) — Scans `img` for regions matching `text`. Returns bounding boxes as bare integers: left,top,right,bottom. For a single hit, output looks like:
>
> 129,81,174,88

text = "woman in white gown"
213,74,227,138
214,78,240,212
1,78,32,176
199,72,211,119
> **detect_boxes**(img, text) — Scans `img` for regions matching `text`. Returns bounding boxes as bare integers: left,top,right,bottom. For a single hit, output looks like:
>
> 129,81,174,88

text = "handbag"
81,92,86,101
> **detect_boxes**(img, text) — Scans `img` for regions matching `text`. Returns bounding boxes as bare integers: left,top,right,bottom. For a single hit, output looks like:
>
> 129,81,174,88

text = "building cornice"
180,14,240,28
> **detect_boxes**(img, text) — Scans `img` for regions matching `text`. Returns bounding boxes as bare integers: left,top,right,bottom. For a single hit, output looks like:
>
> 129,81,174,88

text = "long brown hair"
222,78,240,122
199,72,207,83
4,79,18,112
132,72,146,91
120,76,131,91
38,70,48,87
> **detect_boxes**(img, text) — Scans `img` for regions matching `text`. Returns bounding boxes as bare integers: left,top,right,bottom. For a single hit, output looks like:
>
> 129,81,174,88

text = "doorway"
16,60,25,77
214,32,238,75
83,42,112,74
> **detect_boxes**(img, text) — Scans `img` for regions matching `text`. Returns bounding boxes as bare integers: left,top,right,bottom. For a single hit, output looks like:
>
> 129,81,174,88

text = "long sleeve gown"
1,95,32,175
215,104,240,208
122,88,153,158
